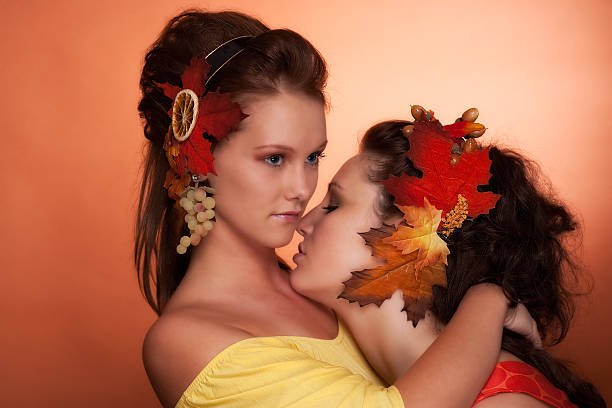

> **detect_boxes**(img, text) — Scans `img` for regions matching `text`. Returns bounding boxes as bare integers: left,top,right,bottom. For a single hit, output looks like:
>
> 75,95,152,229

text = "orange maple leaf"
340,221,448,326
164,170,191,200
383,198,450,276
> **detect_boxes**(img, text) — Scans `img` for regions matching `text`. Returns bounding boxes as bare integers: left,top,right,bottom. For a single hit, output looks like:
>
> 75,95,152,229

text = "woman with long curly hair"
291,111,606,407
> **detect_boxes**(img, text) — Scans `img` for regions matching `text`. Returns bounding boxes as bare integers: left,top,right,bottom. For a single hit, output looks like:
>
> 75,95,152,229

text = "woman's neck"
333,290,442,384
174,219,291,305
336,294,522,384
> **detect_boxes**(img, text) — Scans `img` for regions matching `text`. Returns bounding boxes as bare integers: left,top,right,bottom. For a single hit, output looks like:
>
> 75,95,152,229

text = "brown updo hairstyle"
135,10,327,315
360,120,605,407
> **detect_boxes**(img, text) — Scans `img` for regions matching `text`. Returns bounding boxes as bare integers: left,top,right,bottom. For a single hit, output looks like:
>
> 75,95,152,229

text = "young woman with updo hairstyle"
291,119,606,407
136,10,541,408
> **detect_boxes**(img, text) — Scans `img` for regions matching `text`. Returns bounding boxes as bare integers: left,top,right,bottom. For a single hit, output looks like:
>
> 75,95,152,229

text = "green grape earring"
176,181,216,254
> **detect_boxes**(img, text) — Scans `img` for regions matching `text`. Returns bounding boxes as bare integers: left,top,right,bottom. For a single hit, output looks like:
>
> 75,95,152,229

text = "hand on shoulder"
142,308,251,408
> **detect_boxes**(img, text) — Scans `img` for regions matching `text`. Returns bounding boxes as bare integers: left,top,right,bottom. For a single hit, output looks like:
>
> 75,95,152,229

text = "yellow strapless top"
176,318,403,407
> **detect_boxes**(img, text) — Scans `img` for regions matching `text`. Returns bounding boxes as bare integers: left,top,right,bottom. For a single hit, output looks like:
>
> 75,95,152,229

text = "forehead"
331,154,375,191
237,89,326,148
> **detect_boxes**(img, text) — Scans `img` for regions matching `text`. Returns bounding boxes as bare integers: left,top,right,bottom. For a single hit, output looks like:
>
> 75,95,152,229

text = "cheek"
215,161,275,211
309,215,376,279
321,222,372,269
305,168,318,198
291,219,377,304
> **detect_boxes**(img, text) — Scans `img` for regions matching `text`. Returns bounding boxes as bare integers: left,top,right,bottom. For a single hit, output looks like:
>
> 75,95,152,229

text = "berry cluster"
177,185,216,254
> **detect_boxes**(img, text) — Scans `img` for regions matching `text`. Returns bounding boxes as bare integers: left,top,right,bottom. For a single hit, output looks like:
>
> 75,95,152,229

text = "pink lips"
292,253,304,264
271,211,299,222
293,243,306,264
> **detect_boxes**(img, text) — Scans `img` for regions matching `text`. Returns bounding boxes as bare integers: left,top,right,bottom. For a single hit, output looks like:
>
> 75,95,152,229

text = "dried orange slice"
172,89,199,141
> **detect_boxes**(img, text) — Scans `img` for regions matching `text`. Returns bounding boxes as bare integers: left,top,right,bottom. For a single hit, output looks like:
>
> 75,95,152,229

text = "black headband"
204,35,254,90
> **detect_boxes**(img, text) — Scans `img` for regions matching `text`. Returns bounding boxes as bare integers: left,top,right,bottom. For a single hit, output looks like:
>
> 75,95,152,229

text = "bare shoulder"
474,392,553,408
142,308,251,408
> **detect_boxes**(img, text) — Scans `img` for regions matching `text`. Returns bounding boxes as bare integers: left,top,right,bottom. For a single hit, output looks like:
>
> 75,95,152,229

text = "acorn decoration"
405,106,487,166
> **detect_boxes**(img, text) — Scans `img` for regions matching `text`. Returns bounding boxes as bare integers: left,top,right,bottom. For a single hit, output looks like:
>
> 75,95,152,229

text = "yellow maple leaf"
383,197,450,276
340,223,448,326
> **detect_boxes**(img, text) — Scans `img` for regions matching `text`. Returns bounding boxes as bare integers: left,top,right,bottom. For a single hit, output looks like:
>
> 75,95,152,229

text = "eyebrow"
254,140,328,153
328,181,343,191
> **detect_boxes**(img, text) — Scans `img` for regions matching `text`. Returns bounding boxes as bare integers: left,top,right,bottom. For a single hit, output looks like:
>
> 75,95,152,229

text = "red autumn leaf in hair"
175,136,215,178
155,57,209,102
192,92,245,150
180,57,208,95
175,92,244,177
154,56,245,177
156,82,179,103
382,116,500,218
443,121,485,143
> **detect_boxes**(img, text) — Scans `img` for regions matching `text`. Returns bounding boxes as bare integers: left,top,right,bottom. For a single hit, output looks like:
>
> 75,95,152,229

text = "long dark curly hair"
135,10,327,315
360,120,606,407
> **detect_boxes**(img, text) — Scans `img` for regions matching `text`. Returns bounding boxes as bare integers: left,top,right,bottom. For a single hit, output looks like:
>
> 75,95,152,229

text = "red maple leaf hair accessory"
383,106,501,233
155,56,245,188
339,106,501,325
152,36,252,254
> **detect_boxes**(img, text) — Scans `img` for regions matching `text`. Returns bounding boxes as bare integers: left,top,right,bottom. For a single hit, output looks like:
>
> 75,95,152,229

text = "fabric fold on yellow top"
176,318,403,407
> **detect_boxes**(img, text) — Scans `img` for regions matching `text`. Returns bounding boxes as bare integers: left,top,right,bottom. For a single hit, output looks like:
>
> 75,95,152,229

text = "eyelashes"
264,151,326,167
322,205,338,213
264,154,283,166
310,151,326,163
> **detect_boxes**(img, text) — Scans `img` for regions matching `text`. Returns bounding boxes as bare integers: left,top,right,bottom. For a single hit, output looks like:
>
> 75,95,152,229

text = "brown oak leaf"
340,221,448,326
164,170,191,200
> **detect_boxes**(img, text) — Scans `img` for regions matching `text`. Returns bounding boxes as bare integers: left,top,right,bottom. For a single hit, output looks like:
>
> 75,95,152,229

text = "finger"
529,321,543,349
515,304,543,349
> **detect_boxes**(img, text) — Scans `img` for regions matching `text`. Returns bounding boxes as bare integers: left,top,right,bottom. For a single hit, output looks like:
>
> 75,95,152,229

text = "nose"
285,162,315,203
297,207,317,237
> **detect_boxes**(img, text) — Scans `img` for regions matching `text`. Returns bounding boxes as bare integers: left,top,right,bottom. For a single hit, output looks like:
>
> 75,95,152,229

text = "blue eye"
265,155,283,166
306,152,326,166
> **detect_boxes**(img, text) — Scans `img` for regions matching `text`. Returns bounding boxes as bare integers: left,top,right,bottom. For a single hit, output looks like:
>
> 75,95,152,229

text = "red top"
473,361,577,408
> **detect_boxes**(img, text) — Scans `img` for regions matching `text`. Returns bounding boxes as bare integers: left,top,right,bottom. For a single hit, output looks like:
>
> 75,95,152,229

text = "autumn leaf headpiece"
153,36,253,255
340,106,501,326
154,36,252,200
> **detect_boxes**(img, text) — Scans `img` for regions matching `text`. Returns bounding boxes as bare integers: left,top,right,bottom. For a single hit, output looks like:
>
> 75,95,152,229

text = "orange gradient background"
1,0,610,406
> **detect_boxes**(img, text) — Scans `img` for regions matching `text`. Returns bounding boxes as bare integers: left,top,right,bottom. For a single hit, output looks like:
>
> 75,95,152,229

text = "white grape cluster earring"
176,182,216,254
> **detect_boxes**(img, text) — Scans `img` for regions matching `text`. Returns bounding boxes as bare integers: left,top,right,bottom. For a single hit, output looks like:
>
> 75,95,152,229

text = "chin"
263,231,295,249
288,270,308,295
288,267,318,297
